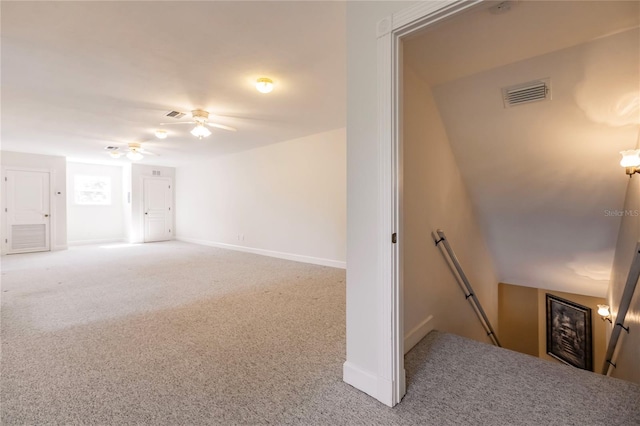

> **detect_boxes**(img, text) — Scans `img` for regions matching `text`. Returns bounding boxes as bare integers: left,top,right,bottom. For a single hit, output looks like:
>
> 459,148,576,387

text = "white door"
5,169,51,254
143,178,172,243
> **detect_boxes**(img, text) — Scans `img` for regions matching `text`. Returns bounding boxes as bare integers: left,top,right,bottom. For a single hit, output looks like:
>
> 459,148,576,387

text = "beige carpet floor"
2,241,639,425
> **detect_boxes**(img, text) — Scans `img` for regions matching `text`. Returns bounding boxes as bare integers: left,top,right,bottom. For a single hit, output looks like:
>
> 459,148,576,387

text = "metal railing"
434,229,501,347
602,242,640,375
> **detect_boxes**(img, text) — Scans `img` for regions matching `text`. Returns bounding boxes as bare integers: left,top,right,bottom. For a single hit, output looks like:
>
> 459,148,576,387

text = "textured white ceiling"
405,1,640,297
404,0,640,87
1,1,346,166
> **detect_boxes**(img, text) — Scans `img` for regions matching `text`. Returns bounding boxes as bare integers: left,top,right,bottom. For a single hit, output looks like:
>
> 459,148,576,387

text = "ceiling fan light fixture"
109,151,122,159
154,129,168,139
191,123,212,139
192,110,209,124
256,77,274,94
127,151,144,161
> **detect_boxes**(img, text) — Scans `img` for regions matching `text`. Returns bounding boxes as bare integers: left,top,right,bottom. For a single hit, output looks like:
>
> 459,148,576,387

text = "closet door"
5,169,50,254
143,177,172,243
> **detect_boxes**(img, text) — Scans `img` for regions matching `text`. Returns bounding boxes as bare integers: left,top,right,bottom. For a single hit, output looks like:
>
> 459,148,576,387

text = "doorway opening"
380,0,639,405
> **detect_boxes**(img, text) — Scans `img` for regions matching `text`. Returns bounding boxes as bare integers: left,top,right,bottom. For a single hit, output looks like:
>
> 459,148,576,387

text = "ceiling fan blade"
138,148,157,156
159,121,196,126
206,122,237,132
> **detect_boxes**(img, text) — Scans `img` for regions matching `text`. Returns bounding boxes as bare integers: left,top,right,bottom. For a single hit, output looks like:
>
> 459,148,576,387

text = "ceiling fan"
159,109,237,139
105,142,156,161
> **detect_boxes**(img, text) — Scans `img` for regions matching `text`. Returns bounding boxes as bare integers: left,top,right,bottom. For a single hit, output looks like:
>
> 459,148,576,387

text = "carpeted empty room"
3,242,640,425
1,242,351,424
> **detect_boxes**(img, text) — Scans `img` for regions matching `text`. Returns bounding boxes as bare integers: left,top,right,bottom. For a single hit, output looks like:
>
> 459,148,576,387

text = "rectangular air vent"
502,78,551,108
165,110,186,119
12,224,46,251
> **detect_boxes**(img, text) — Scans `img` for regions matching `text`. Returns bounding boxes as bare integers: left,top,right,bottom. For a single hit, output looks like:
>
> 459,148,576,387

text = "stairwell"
403,330,640,425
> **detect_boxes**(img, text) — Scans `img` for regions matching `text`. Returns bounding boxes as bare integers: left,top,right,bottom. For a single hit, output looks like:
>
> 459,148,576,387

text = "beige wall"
498,283,538,356
537,289,607,372
403,64,499,351
607,173,640,383
175,128,346,267
499,282,606,371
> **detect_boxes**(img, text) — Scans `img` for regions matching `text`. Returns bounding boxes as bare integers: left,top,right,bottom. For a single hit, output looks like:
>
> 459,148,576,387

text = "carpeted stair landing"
402,331,640,426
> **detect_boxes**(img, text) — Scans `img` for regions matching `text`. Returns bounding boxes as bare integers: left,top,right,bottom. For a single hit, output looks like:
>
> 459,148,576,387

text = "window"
74,175,111,205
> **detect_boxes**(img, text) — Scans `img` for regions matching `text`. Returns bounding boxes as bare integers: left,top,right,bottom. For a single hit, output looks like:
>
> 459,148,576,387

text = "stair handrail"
434,229,501,347
602,242,640,375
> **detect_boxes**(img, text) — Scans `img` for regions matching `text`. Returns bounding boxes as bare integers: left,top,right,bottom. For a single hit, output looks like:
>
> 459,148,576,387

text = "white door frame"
376,0,483,406
1,166,56,255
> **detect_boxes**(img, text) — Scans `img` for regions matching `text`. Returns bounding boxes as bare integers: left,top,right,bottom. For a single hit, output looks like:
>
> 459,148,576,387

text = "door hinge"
4,208,7,212
169,229,172,233
5,239,7,243
4,177,7,182
168,207,171,211
392,233,397,244
169,185,171,189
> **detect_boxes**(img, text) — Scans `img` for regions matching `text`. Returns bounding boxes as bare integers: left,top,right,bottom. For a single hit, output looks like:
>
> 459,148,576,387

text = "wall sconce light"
256,77,274,94
620,149,640,177
597,304,612,323
598,304,630,333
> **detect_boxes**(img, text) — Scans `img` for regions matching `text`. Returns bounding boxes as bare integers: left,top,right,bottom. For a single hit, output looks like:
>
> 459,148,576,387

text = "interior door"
5,169,51,254
143,177,172,243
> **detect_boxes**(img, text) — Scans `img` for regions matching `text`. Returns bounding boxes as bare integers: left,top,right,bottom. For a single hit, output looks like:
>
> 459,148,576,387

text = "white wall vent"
104,146,119,151
165,111,186,119
502,78,551,108
12,224,46,251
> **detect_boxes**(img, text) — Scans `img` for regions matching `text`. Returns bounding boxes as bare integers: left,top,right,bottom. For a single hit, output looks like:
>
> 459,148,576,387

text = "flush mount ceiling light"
104,146,121,158
154,129,168,139
191,123,212,139
256,77,274,94
620,149,640,177
105,143,155,161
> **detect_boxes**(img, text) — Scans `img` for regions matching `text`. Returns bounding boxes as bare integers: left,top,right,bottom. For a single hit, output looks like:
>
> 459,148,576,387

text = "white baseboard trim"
376,376,395,407
404,314,435,354
343,361,396,407
68,238,126,247
53,244,68,251
176,236,346,269
343,361,379,399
